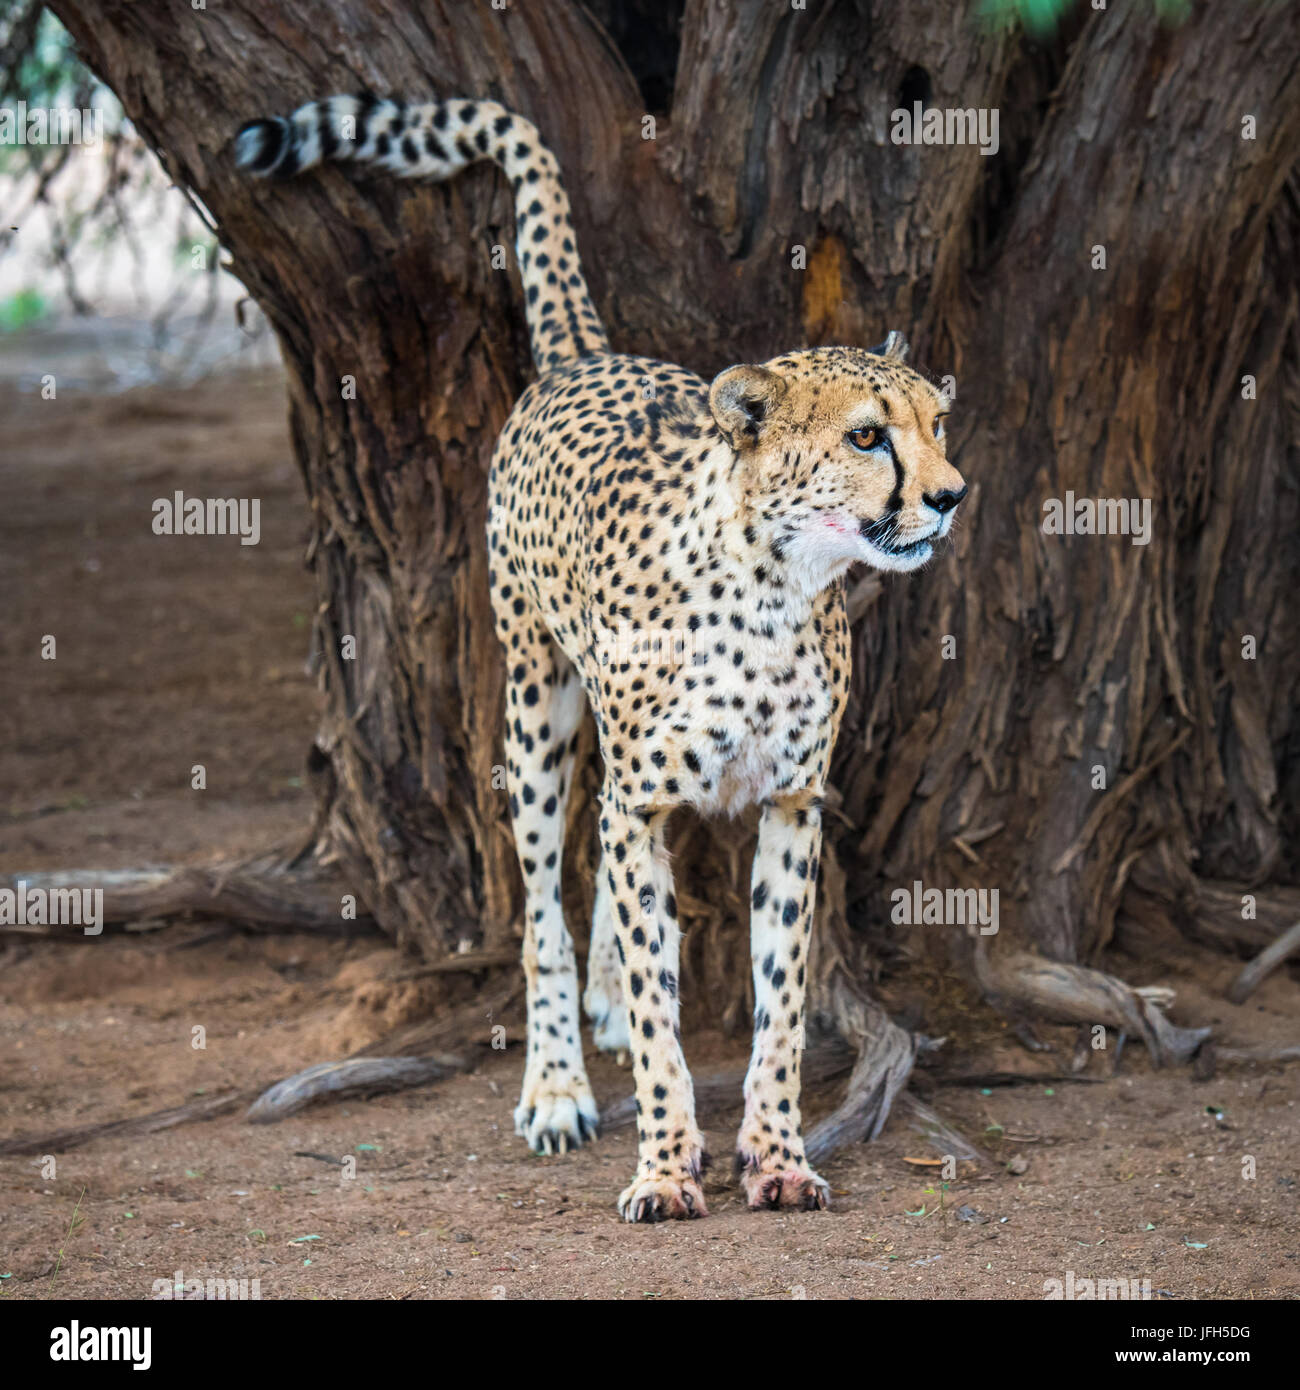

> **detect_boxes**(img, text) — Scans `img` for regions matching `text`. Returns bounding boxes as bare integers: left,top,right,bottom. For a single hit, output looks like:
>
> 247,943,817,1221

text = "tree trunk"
50,0,1300,1113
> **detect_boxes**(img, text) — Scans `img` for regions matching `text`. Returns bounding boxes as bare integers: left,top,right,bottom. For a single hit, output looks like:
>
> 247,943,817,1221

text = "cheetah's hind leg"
501,621,599,1154
583,859,632,1062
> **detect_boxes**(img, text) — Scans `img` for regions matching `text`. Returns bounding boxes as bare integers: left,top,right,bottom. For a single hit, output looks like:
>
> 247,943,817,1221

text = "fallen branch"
0,1090,250,1157
1193,1041,1300,1079
974,945,1211,1066
1,984,522,1155
0,857,382,938
246,1055,465,1123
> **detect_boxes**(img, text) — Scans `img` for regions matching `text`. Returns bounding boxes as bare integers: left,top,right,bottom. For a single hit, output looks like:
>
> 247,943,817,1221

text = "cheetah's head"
709,334,966,581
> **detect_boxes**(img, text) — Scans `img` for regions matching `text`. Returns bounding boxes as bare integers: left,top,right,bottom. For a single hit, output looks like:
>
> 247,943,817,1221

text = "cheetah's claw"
739,1163,831,1212
515,1089,600,1155
618,1175,708,1223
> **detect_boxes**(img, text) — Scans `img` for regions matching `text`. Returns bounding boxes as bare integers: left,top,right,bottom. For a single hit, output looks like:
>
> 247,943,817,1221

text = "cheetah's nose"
923,485,967,515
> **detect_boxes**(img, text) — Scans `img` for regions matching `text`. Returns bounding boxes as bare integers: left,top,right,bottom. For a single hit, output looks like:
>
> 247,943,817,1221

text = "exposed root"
918,1069,1104,1088
600,1042,990,1171
895,1093,987,1164
804,980,920,1165
0,1090,250,1157
1126,861,1300,958
0,854,381,937
1225,920,1300,1004
246,1054,465,1123
1,986,518,1155
1194,1041,1300,1080
973,943,1211,1066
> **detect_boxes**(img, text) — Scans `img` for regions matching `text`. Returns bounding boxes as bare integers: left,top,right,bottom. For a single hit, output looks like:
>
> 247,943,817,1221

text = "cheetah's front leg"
736,798,830,1211
600,794,707,1222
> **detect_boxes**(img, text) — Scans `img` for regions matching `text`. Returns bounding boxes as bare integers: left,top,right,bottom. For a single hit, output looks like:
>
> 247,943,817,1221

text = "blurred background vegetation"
0,0,269,387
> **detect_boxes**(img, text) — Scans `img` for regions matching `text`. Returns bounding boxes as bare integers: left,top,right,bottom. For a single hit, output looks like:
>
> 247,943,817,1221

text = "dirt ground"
1,370,1298,1301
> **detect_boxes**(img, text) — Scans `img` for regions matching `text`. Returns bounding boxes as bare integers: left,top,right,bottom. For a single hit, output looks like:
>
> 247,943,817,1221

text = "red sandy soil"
1,371,1297,1300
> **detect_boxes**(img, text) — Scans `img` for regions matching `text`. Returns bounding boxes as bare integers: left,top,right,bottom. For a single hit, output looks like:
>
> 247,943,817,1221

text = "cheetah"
236,94,967,1222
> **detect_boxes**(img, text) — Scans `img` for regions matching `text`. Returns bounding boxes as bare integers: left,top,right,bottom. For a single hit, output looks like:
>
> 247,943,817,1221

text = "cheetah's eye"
846,427,881,452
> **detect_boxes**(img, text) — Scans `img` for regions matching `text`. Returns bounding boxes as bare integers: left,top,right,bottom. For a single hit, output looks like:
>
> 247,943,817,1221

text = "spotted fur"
235,95,606,370
236,96,968,1222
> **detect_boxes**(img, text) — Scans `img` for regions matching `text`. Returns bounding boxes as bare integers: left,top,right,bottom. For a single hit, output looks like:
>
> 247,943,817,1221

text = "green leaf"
0,289,48,332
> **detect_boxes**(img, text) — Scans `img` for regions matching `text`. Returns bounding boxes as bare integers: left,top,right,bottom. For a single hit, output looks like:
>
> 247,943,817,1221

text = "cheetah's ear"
872,330,909,362
709,364,787,450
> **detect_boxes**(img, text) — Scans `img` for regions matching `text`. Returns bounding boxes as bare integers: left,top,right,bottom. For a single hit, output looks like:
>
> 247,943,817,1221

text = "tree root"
246,1055,466,1123
895,1093,987,1164
1193,1041,1300,1080
1225,920,1300,1004
973,943,1211,1066
918,1070,1104,1088
1126,859,1300,958
1,984,521,1155
803,974,925,1164
244,980,519,1121
0,1089,251,1157
793,852,929,1160
0,854,381,938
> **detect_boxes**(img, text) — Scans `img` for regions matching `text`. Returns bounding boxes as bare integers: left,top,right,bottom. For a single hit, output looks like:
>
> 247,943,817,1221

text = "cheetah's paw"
618,1174,708,1223
739,1161,831,1212
514,1078,600,1155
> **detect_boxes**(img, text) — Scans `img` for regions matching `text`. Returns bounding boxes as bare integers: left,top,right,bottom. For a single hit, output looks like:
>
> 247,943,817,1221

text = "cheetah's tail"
234,95,610,373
